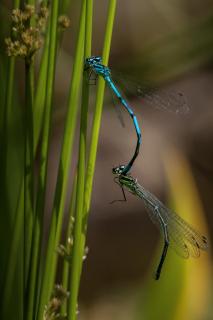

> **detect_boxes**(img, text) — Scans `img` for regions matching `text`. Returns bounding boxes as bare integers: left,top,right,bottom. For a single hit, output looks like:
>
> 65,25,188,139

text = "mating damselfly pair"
85,56,208,280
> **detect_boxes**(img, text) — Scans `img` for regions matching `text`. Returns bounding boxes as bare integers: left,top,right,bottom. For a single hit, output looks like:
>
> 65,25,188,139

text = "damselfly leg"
110,177,127,204
85,68,97,85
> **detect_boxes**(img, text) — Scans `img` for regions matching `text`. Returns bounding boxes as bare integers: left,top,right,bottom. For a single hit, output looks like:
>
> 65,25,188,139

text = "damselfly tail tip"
153,267,161,280
155,272,160,281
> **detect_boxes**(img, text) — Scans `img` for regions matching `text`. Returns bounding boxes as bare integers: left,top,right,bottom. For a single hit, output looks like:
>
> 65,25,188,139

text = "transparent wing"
133,183,208,258
112,72,190,115
137,85,189,115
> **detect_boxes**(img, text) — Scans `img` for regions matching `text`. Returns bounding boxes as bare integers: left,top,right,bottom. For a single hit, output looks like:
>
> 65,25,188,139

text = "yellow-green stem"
36,0,60,318
61,175,77,315
24,60,34,289
67,0,93,318
1,181,24,318
80,0,117,287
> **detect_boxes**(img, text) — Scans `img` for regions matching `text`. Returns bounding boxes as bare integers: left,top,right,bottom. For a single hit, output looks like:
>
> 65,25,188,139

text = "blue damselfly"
85,56,142,175
85,56,189,174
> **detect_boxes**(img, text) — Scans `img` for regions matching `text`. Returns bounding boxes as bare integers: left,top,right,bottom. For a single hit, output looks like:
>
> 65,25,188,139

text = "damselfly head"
85,56,102,67
112,165,125,175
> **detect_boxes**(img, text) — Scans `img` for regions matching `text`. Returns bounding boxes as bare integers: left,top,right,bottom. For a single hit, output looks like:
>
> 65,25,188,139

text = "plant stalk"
35,0,60,318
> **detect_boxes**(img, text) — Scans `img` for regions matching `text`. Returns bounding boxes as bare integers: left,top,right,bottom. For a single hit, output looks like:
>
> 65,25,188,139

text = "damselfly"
85,56,142,175
112,165,208,280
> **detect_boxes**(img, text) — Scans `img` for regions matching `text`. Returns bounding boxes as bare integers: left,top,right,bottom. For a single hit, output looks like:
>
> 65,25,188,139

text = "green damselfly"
112,165,208,280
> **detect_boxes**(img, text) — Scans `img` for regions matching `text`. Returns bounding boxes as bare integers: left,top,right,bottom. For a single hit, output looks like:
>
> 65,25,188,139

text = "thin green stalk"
60,0,72,14
61,0,94,294
26,21,51,320
14,0,20,8
0,0,21,290
19,223,24,320
85,0,93,58
2,57,16,174
67,61,87,320
1,182,24,318
33,24,50,151
3,56,15,111
26,155,47,320
79,0,117,289
84,0,117,214
24,59,35,288
24,0,37,290
33,1,50,149
35,0,60,318
27,0,35,5
0,56,16,289
61,175,77,315
0,2,22,318
67,0,92,318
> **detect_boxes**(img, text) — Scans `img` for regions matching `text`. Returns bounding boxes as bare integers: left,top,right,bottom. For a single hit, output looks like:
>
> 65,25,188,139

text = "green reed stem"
0,58,17,301
33,26,50,151
61,0,94,298
24,0,37,291
2,56,16,181
24,59,35,289
60,0,72,14
84,0,117,214
1,181,24,318
26,23,52,320
1,1,22,318
80,0,117,280
35,1,60,319
67,0,92,318
61,175,77,315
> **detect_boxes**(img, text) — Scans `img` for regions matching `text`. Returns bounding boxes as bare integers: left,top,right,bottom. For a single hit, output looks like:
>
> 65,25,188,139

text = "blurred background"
2,0,213,319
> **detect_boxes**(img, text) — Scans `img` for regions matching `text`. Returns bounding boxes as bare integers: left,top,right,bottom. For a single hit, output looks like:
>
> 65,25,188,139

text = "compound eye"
112,165,125,174
118,165,125,173
85,58,92,65
112,167,119,174
95,56,102,63
112,167,117,174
